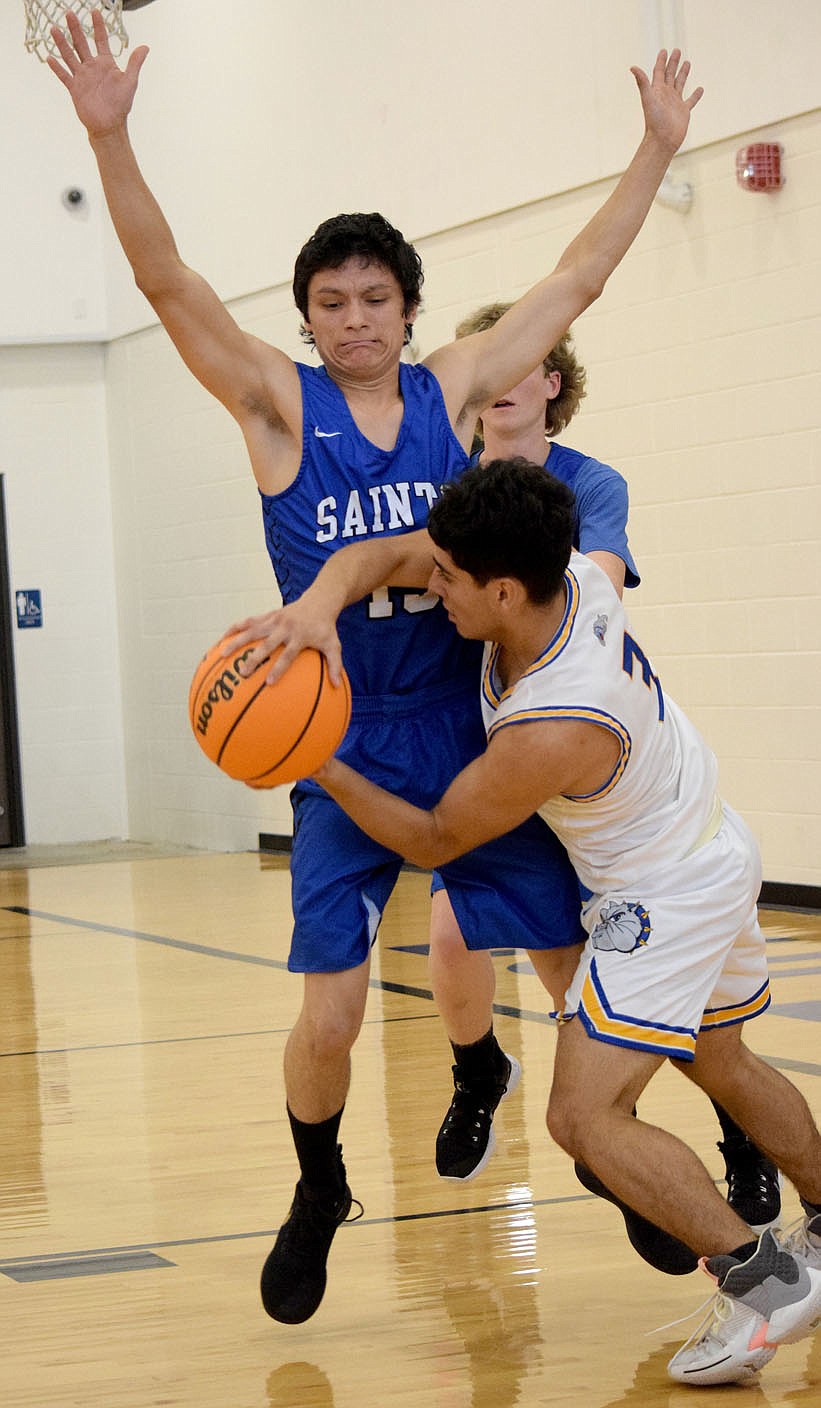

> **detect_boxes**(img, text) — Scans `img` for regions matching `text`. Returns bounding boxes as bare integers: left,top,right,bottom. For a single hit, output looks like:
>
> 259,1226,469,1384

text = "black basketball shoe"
574,1159,698,1275
260,1151,362,1323
718,1135,782,1234
436,1052,521,1180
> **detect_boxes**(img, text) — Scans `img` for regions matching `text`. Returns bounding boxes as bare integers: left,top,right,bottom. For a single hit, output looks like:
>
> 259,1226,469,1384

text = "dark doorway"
0,477,25,846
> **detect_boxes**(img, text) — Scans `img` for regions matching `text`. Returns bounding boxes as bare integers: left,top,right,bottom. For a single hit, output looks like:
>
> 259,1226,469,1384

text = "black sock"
451,1028,504,1082
801,1196,821,1217
711,1100,750,1145
287,1105,345,1198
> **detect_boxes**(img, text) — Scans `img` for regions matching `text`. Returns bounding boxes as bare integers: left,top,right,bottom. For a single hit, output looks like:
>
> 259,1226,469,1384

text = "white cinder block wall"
105,304,299,852
103,110,820,883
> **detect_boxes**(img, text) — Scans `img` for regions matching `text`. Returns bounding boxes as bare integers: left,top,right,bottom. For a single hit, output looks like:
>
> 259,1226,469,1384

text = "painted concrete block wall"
559,117,821,886
415,114,821,884
104,308,292,850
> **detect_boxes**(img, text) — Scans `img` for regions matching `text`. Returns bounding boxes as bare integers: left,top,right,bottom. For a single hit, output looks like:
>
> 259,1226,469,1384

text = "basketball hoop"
24,2,129,63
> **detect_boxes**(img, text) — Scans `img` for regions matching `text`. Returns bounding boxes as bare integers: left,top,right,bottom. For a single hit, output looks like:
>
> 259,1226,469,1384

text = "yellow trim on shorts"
579,965,697,1060
700,980,771,1030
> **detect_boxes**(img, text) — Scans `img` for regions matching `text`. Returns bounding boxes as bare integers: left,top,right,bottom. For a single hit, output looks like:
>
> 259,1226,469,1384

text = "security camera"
61,187,87,212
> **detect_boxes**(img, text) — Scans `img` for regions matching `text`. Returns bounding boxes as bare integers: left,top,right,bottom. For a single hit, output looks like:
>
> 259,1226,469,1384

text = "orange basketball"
188,637,351,787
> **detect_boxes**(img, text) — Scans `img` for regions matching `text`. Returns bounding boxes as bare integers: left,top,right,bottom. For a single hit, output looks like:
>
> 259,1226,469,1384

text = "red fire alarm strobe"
736,143,784,191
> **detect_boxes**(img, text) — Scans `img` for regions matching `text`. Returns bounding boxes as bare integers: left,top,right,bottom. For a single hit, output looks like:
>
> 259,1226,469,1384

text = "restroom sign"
16,589,42,629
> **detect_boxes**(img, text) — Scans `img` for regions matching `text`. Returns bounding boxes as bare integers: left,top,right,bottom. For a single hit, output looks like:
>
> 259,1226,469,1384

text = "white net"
24,1,128,63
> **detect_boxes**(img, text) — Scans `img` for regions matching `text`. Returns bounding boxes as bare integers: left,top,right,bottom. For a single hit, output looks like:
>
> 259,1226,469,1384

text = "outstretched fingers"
663,48,681,82
670,49,704,110
660,47,703,109
48,23,81,78
46,54,73,88
630,45,703,145
58,9,115,61
89,7,116,57
125,44,151,84
684,80,704,112
48,8,120,84
64,9,94,60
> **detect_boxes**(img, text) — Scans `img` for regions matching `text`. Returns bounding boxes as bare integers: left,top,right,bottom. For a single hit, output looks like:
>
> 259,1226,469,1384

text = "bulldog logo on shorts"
591,899,651,953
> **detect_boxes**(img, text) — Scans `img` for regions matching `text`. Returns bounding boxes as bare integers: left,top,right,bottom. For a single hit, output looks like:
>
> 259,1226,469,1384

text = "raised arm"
48,10,300,483
429,50,703,430
224,529,435,685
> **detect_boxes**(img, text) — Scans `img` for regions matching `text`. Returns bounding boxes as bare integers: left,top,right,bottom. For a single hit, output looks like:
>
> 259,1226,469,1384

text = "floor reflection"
0,880,47,1234
382,970,547,1406
597,1339,778,1408
266,1360,335,1408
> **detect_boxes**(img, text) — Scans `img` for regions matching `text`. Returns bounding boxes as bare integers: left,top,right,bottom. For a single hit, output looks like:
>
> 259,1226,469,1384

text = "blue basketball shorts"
286,685,584,974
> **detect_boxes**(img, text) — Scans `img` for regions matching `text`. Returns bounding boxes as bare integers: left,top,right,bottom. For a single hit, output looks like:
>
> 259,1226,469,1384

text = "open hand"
47,8,149,137
631,49,703,155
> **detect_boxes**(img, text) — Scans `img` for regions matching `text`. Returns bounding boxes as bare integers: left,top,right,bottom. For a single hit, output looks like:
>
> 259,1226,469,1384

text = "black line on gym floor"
0,1192,594,1279
3,905,819,1055
0,1011,442,1062
1,905,552,1015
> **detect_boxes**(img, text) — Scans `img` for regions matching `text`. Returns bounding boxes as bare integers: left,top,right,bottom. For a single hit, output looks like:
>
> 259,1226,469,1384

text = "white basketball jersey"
480,553,719,894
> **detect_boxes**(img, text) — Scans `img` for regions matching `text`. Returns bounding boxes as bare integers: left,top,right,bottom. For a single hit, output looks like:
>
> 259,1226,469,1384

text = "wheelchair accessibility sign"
16,589,42,629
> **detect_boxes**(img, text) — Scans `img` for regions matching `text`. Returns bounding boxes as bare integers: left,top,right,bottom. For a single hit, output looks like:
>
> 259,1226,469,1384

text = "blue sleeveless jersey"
261,362,480,705
259,362,585,970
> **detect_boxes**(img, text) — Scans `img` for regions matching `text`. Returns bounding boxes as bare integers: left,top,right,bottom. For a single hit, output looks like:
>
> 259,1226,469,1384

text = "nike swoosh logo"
314,427,342,438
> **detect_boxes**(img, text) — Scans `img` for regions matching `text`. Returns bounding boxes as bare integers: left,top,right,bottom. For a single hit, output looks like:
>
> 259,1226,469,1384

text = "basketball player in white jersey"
272,459,821,1387
444,306,780,1235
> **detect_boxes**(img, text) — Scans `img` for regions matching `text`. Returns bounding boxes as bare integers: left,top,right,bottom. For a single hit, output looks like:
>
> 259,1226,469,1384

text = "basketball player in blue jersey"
308,459,821,1388
48,8,702,1325
254,312,779,1277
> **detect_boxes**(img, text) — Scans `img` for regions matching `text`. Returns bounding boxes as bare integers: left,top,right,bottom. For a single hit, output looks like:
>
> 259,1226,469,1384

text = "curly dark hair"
428,457,575,604
455,301,587,436
293,213,424,346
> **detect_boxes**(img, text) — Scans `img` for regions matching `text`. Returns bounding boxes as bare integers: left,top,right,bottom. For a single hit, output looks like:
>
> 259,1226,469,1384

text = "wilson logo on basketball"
188,637,351,788
194,651,255,736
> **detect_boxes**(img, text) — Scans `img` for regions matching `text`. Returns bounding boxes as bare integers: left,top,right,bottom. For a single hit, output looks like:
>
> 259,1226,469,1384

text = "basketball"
188,637,351,787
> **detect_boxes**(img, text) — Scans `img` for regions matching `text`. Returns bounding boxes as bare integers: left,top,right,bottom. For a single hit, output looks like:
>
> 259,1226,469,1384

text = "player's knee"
428,920,469,968
428,933,465,966
297,1000,361,1063
546,1087,584,1156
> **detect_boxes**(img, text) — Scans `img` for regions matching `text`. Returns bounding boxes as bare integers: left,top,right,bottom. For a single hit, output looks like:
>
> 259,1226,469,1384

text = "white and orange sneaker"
667,1227,821,1386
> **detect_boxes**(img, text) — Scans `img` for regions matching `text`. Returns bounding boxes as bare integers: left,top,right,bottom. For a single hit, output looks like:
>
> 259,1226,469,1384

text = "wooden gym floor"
1,846,819,1407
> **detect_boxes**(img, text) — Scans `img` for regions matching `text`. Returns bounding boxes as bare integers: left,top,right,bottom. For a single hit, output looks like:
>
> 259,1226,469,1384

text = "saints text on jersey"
316,481,440,542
